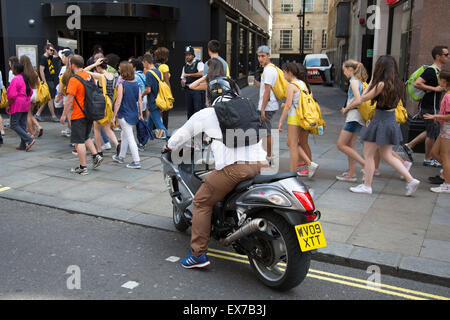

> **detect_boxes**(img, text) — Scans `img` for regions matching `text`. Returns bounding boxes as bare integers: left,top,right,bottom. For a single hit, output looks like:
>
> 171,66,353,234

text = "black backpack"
213,96,265,148
73,75,106,121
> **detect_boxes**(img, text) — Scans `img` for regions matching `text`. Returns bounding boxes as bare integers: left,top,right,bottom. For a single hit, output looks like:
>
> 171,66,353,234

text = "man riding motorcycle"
165,76,269,268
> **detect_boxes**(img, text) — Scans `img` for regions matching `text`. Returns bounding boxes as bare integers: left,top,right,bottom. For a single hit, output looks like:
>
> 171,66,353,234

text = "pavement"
0,85,449,287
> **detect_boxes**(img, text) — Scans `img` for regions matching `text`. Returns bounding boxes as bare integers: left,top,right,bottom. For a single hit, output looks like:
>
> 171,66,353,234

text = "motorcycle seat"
235,172,297,193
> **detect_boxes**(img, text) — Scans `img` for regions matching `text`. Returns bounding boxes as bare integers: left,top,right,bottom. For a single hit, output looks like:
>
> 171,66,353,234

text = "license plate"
295,221,327,252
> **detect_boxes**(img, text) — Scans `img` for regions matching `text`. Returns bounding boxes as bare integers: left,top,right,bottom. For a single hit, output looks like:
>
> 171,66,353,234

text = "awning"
42,2,179,21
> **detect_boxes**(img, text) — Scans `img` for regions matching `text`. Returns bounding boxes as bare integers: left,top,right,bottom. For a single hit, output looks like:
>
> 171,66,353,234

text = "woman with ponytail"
6,63,35,151
335,60,367,182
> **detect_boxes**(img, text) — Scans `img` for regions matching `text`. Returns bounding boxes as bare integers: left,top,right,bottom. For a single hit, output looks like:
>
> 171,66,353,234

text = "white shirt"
258,65,279,112
168,100,267,171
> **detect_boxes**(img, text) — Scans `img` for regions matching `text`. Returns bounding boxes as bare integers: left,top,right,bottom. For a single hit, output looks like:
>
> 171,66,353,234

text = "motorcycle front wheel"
247,211,311,291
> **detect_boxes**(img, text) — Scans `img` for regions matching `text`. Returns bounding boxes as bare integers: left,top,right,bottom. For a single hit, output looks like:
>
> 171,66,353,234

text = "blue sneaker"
181,251,210,269
112,155,124,164
126,162,141,169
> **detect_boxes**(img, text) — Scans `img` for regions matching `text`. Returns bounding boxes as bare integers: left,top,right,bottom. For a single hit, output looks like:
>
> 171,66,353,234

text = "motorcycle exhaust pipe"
220,218,268,247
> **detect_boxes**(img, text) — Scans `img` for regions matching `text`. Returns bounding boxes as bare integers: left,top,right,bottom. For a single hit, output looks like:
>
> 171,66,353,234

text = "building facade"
271,0,329,65
326,0,449,112
0,0,271,108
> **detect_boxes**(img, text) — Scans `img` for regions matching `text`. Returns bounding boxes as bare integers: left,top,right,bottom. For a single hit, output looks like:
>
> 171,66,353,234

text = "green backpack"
406,65,439,101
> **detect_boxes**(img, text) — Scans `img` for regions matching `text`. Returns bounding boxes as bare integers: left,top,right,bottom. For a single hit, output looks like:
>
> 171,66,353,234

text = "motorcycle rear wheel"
248,211,311,291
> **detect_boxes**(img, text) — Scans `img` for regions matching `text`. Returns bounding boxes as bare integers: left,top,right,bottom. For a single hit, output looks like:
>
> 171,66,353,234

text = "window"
281,0,294,13
305,0,314,13
304,30,313,49
323,0,328,13
305,57,330,67
280,30,293,50
321,30,327,49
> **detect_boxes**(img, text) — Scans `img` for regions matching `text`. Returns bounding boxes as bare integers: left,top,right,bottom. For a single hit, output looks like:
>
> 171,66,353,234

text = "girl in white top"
336,60,368,182
278,62,319,178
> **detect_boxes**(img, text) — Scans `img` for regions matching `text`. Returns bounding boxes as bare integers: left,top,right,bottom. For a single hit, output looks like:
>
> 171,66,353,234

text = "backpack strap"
148,69,163,83
73,74,88,117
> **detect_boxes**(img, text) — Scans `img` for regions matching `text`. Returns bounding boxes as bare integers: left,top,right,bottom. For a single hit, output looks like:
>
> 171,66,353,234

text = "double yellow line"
208,248,449,300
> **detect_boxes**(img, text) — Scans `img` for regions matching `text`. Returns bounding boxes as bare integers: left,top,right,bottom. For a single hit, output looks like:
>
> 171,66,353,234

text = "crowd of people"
0,41,448,197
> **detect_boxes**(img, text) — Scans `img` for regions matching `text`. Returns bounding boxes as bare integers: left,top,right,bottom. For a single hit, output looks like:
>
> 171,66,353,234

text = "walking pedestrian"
154,47,172,129
424,70,450,193
350,55,420,196
278,62,319,178
112,61,143,169
402,45,449,166
254,45,280,162
181,46,204,119
85,57,119,154
0,68,6,144
19,55,42,139
202,40,230,78
56,49,74,138
35,43,60,122
336,60,367,182
60,55,103,175
142,53,169,140
6,63,35,151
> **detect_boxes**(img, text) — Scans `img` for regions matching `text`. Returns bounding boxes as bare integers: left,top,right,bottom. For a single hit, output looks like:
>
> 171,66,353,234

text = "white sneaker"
308,162,319,178
101,142,112,150
405,179,420,196
430,183,450,194
350,184,372,194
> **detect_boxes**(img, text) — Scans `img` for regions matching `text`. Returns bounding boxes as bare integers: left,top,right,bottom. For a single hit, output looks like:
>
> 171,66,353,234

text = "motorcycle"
161,144,326,291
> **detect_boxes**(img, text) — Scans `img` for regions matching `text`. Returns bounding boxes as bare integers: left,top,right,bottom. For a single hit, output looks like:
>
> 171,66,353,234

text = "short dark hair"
45,43,55,51
130,58,144,71
71,55,85,68
142,53,154,65
208,40,221,54
432,46,448,59
439,70,450,83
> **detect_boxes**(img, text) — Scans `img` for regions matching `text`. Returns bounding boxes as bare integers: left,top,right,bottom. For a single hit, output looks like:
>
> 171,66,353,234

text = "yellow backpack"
36,81,51,107
292,82,326,134
148,69,174,111
366,99,408,124
359,82,376,121
268,64,289,101
96,75,113,126
0,88,7,109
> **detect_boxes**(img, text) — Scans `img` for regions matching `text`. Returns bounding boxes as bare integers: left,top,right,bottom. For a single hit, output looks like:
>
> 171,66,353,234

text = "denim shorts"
343,121,363,134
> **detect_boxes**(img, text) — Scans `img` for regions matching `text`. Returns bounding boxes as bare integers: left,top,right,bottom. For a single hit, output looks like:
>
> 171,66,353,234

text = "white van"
303,54,333,85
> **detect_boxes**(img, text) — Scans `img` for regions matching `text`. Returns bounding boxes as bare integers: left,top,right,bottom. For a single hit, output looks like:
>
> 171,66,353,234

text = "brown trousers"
191,162,266,257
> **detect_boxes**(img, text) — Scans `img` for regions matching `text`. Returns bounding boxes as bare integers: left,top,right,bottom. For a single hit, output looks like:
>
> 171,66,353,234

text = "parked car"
303,54,333,85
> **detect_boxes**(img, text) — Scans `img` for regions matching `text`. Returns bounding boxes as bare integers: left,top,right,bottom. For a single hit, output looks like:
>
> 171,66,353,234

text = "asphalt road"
0,198,449,301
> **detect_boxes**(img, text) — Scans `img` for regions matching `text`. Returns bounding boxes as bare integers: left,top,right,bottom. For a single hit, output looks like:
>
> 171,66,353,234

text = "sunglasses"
444,53,449,57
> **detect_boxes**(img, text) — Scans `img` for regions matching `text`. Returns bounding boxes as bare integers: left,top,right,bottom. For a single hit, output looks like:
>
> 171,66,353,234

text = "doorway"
82,31,144,62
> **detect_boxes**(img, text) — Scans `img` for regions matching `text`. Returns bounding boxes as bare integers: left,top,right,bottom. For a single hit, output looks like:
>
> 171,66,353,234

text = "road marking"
0,187,11,192
166,256,180,263
121,281,139,290
207,248,449,300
